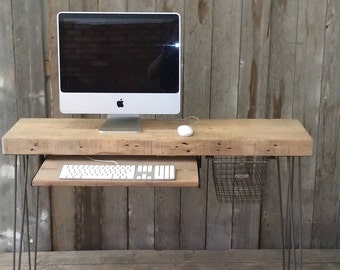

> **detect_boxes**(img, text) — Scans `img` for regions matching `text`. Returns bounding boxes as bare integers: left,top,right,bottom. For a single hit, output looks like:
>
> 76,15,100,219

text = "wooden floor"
0,249,339,270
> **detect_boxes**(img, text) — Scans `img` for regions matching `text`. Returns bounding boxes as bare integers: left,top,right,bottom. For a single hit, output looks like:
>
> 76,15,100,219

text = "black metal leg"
18,156,27,269
289,157,303,270
13,155,34,270
287,157,296,270
13,155,18,270
277,157,303,270
34,186,40,270
297,158,303,270
24,156,32,270
277,158,286,270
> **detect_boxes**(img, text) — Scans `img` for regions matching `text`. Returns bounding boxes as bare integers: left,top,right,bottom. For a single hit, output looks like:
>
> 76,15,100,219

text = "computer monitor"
57,12,181,132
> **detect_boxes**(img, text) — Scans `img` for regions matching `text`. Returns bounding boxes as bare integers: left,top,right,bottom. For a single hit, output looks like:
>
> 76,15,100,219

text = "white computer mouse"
177,125,193,137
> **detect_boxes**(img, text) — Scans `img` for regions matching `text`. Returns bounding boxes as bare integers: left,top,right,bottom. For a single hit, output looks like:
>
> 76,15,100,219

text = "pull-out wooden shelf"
32,155,199,187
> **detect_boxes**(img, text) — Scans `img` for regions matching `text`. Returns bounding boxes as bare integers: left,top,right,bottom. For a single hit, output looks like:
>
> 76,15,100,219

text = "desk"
2,118,313,269
2,118,312,156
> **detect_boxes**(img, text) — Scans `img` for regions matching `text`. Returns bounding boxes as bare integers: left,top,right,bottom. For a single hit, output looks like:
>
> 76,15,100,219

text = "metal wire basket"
211,156,269,203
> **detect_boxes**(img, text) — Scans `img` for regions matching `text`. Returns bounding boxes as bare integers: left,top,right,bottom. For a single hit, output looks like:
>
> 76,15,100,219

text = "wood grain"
1,249,340,270
206,0,242,249
0,0,18,253
312,0,340,248
232,0,272,249
260,0,299,249
4,0,50,252
2,118,313,156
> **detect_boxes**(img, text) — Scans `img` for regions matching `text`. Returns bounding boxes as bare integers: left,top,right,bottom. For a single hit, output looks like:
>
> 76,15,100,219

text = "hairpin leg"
287,157,296,270
13,155,34,270
13,155,18,270
34,186,40,270
277,157,303,270
297,158,303,270
277,157,286,270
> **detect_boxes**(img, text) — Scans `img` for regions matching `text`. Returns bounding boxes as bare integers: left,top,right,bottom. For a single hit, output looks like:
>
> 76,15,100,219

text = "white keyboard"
59,164,176,181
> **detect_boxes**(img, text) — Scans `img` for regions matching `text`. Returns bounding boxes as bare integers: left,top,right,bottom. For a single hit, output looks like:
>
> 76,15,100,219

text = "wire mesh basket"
211,156,269,203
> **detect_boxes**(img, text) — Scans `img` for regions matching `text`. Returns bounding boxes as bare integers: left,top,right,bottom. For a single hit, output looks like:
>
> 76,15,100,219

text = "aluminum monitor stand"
99,115,142,133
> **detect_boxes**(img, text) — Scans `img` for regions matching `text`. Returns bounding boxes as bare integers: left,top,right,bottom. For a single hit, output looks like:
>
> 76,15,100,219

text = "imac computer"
57,12,181,132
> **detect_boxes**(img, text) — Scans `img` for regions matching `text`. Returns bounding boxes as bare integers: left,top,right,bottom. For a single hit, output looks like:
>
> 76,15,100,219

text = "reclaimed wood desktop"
2,118,312,156
1,118,313,270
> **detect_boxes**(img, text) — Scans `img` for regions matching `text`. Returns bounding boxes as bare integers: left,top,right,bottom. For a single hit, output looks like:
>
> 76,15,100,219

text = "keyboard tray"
32,155,199,187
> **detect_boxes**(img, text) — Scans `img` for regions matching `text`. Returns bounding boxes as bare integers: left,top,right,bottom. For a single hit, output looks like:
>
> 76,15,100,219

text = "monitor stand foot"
99,115,141,133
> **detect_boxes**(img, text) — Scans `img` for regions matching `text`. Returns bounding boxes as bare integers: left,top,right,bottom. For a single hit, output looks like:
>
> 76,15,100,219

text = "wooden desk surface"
2,118,313,156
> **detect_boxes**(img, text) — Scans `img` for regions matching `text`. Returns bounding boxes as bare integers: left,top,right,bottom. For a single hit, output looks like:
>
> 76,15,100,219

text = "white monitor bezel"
57,11,181,115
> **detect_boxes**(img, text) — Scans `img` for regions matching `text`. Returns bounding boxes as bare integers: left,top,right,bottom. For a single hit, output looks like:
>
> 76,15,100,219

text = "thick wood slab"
2,118,313,156
32,155,199,187
1,249,339,270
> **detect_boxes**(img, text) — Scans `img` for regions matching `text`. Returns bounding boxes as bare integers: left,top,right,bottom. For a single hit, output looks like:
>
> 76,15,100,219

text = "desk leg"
276,157,286,270
13,155,17,270
277,157,303,270
34,186,40,270
297,158,303,270
13,155,34,270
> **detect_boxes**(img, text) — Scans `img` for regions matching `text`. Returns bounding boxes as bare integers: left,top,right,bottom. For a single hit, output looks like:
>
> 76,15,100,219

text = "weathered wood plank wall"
1,0,340,252
0,0,50,252
0,0,19,252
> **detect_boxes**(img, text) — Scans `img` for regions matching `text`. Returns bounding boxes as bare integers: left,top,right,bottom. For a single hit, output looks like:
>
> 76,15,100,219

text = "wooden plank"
0,0,18,253
1,249,340,265
233,0,272,249
127,0,155,11
128,187,155,249
100,185,128,249
0,263,339,270
237,0,271,119
1,250,340,270
32,156,199,187
292,0,326,248
154,186,181,249
312,0,340,248
98,0,126,11
10,0,50,251
74,186,104,250
69,0,97,11
260,0,299,248
180,0,213,249
206,0,242,249
182,0,212,119
12,0,46,119
210,0,241,119
2,118,313,156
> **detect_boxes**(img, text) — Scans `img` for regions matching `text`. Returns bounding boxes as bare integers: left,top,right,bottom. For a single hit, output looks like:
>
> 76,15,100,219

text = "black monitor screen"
58,13,180,93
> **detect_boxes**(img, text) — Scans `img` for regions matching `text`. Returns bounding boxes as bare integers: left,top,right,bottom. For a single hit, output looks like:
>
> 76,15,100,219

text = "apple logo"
117,99,124,108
